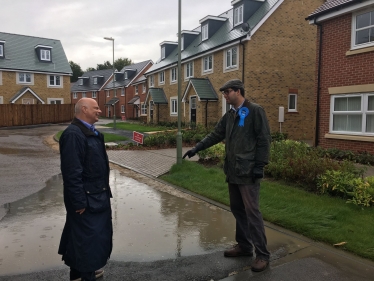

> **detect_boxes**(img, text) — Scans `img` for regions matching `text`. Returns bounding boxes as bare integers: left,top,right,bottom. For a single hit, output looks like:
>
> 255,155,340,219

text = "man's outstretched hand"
183,142,204,159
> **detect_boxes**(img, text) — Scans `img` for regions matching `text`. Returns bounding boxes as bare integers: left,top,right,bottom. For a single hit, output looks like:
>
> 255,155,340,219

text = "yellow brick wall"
0,71,71,104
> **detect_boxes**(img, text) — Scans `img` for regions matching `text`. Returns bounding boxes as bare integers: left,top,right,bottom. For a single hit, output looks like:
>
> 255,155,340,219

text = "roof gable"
182,78,218,101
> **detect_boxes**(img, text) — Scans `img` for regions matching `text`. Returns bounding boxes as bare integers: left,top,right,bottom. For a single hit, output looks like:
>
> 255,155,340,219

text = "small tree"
69,61,84,82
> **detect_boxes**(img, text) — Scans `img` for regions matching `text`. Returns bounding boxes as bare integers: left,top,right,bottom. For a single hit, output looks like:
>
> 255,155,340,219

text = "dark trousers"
70,268,96,281
228,181,270,260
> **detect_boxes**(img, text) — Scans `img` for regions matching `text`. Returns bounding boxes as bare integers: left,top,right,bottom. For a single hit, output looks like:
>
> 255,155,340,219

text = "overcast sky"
1,0,233,71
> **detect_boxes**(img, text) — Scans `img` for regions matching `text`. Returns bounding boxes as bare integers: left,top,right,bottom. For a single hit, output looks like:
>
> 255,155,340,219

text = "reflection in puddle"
0,170,236,276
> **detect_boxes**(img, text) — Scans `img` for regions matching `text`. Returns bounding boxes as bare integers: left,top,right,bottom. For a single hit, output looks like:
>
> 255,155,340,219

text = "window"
114,89,117,97
135,85,139,94
0,45,3,57
93,77,98,84
181,36,184,51
330,93,374,135
203,55,213,73
49,75,61,86
171,67,177,83
225,46,238,70
202,24,209,41
73,92,77,99
150,75,154,87
40,49,51,61
22,98,34,104
79,79,83,86
106,90,110,97
353,9,374,48
82,92,86,98
185,62,193,79
18,72,32,83
121,88,125,96
48,98,63,104
234,5,243,26
170,97,178,115
159,71,165,85
124,72,128,79
121,105,125,113
141,103,147,115
161,46,166,59
143,83,146,93
0,71,2,85
92,91,97,98
288,94,297,112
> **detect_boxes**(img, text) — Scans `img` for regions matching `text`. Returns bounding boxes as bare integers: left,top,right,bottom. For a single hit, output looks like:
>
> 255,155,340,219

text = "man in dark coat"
183,79,271,272
58,98,112,281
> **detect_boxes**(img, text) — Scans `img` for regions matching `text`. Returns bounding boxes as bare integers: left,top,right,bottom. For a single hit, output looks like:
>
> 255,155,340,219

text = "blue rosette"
238,107,249,127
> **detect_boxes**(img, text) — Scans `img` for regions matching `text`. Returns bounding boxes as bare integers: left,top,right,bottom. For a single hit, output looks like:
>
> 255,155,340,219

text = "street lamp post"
176,0,182,164
104,36,116,130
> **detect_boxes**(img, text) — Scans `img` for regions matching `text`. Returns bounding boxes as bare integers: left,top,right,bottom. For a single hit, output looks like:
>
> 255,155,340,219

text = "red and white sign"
133,131,144,144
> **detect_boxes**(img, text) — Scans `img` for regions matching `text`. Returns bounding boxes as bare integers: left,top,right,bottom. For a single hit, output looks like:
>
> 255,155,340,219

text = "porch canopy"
182,78,218,102
105,97,119,106
128,96,140,105
145,88,168,104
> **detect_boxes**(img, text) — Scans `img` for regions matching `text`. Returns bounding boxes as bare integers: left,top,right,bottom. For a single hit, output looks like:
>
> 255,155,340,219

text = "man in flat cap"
183,79,271,272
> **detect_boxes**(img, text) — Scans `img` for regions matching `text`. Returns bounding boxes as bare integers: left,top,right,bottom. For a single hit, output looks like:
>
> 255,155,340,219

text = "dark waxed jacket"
58,118,112,272
199,100,271,184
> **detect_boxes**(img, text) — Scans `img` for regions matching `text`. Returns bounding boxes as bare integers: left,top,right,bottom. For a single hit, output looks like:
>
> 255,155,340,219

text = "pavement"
96,123,374,280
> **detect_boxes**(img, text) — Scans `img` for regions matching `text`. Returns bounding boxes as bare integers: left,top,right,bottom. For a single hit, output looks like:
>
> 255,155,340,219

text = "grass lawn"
55,131,129,142
160,160,374,261
104,122,169,133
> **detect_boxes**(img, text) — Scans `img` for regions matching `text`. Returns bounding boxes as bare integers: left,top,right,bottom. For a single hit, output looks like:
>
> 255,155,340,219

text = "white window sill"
325,133,374,142
346,45,374,56
202,70,213,75
223,66,238,73
170,80,177,85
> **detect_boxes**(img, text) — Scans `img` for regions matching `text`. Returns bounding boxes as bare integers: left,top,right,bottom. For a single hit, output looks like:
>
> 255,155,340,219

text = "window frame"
170,97,178,116
141,102,147,116
40,49,51,61
161,46,166,59
106,90,110,97
288,94,298,112
149,75,155,87
79,79,83,86
185,62,194,80
73,92,77,99
48,75,62,87
202,55,213,74
135,85,139,94
351,8,374,49
202,24,209,41
224,46,239,71
121,105,125,113
93,77,98,84
121,88,125,96
181,36,184,51
18,72,33,84
47,98,63,104
234,5,244,27
0,44,3,57
159,71,165,85
143,83,146,93
82,92,86,98
171,67,177,84
330,93,374,136
92,91,97,98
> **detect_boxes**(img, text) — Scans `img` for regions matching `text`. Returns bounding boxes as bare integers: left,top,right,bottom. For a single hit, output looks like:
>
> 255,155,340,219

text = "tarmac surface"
1,122,374,280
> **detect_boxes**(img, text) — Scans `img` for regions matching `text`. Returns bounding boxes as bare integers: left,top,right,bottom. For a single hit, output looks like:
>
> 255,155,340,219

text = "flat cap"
219,79,244,91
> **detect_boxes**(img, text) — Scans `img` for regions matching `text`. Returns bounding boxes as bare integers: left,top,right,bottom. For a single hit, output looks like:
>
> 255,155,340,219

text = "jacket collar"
71,117,96,137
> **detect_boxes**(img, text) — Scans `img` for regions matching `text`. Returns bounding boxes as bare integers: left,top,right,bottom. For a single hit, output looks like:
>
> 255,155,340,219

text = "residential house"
144,0,324,141
306,0,374,154
70,68,113,114
0,32,72,104
102,60,153,121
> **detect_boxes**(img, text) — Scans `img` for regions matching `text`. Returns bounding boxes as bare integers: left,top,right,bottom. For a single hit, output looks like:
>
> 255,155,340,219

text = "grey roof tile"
147,88,168,104
306,0,358,20
71,69,113,92
145,0,280,74
0,32,72,74
183,78,218,101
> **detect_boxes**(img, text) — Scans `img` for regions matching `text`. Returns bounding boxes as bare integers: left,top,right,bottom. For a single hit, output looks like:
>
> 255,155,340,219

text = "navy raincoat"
58,118,113,272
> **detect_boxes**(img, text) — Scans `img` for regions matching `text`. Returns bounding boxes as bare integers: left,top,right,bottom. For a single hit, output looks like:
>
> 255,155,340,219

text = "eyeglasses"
222,89,235,96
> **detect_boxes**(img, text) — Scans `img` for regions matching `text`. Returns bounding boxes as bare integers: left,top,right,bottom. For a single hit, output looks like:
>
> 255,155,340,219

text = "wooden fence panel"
0,104,75,127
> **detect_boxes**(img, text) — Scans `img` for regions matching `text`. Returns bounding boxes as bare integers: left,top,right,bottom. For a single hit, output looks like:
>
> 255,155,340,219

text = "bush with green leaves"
317,172,374,207
266,140,362,190
197,143,225,163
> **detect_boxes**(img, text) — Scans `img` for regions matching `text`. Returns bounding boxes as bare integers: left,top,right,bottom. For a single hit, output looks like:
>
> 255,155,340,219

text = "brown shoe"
251,257,269,272
224,244,253,257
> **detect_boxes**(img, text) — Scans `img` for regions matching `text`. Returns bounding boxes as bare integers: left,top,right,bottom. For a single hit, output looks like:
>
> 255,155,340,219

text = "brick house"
144,0,324,142
102,60,152,121
307,0,374,154
0,32,72,104
70,69,113,113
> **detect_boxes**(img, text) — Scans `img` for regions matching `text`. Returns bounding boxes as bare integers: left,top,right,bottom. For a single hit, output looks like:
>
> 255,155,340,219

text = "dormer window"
0,41,4,58
161,46,166,59
202,24,209,41
234,5,244,26
93,77,98,84
181,36,184,51
79,79,83,86
35,45,52,62
125,72,128,79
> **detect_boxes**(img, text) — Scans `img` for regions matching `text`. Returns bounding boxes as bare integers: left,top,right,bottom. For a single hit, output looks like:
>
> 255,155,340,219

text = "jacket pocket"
84,182,110,213
235,153,255,177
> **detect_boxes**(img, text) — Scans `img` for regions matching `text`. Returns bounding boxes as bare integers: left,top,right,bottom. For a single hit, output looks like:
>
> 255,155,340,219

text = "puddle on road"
0,170,236,276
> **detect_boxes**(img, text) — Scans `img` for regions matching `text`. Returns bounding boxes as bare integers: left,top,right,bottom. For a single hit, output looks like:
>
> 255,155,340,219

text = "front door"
107,106,111,118
190,97,196,124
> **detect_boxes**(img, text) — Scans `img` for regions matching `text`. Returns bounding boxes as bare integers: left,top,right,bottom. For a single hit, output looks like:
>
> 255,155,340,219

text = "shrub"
197,143,225,164
271,131,288,142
